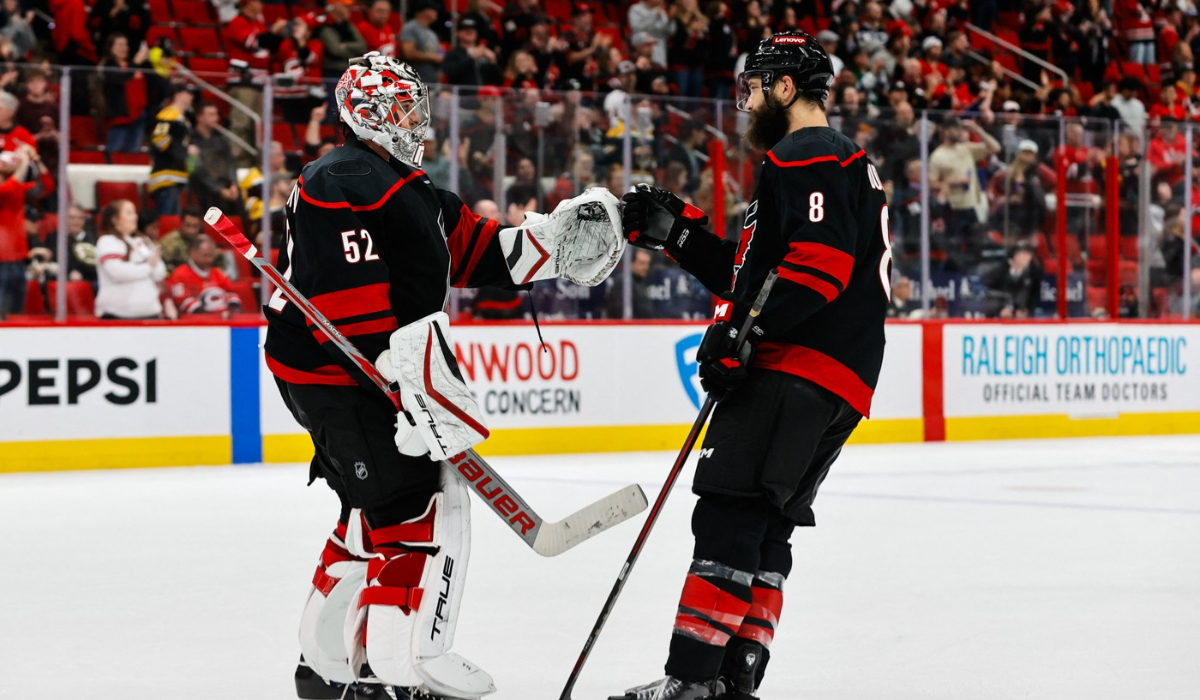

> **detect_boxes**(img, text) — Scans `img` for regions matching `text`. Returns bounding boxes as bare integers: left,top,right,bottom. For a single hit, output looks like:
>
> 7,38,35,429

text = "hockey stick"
559,270,779,700
204,207,648,557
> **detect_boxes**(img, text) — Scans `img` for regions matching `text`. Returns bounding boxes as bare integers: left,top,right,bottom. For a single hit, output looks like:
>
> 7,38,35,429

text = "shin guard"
665,559,754,682
299,519,372,685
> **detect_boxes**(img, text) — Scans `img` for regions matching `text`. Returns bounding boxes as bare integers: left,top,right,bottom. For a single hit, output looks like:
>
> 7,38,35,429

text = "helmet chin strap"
765,73,803,112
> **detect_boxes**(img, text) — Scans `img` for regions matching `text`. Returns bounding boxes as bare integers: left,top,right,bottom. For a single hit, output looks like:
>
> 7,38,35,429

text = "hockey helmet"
737,30,835,112
335,52,431,167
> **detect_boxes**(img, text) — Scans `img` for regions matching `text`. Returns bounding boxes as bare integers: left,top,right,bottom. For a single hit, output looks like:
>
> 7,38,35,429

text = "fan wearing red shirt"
1150,84,1189,122
276,18,327,123
357,0,398,58
224,0,288,153
0,92,54,199
0,147,36,319
167,234,242,318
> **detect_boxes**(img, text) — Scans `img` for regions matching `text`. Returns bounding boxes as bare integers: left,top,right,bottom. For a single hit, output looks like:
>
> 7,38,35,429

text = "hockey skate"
297,658,431,700
609,677,725,700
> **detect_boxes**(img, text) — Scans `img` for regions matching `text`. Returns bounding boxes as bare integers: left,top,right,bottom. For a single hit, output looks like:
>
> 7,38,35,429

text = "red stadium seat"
230,280,258,310
1086,259,1106,286
110,151,151,166
69,115,99,147
1118,260,1138,285
187,57,230,86
178,26,223,55
23,280,46,314
96,181,142,210
234,250,255,280
1075,82,1094,103
1147,64,1162,84
46,281,96,316
544,0,570,20
1120,236,1139,260
1087,234,1107,260
1086,286,1107,313
271,122,298,150
1121,61,1146,80
69,149,107,164
36,213,58,240
261,3,292,24
145,24,178,48
149,0,170,19
172,0,215,25
158,214,181,234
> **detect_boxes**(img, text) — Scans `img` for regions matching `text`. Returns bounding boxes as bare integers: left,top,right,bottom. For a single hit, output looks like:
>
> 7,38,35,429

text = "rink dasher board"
3,321,1199,472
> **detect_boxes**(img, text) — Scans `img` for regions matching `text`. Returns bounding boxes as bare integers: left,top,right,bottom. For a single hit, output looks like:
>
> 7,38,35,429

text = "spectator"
928,117,1000,252
148,84,193,215
666,119,707,190
988,139,1049,241
499,0,539,62
1,0,36,59
704,1,736,100
1110,77,1148,138
321,0,367,79
276,16,327,124
561,4,607,90
138,210,160,240
89,0,150,53
188,103,242,215
871,100,919,186
460,0,500,49
472,198,500,220
503,49,539,88
473,184,536,319
94,198,171,320
525,15,569,87
605,248,654,318
887,275,916,318
0,89,34,153
628,0,671,68
817,30,845,76
224,0,288,157
49,0,98,65
1148,120,1188,186
358,0,397,58
668,0,708,99
1149,84,1187,123
97,33,150,152
443,16,501,86
857,1,889,54
1123,0,1155,65
160,207,205,273
167,234,242,317
62,204,99,284
0,145,33,319
512,156,545,206
14,69,60,177
399,0,442,86
984,243,1042,318
303,103,338,162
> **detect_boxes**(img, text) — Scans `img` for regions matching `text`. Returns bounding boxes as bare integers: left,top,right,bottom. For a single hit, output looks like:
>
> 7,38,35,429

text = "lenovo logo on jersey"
430,556,454,640
447,452,537,535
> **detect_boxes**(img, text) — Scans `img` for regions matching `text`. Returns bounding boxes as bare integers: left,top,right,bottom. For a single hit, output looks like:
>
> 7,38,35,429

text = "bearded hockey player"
614,31,891,700
268,53,623,700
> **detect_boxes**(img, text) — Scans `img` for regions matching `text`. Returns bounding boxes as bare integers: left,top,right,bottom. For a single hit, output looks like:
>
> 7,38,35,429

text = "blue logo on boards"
675,333,704,410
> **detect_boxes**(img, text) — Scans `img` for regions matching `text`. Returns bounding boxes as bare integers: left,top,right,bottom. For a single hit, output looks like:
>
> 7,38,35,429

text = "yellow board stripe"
261,418,926,463
0,436,231,473
945,411,1200,441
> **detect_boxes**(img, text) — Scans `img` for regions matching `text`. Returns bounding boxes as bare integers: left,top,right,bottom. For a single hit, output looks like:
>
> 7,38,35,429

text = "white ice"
2,435,1198,699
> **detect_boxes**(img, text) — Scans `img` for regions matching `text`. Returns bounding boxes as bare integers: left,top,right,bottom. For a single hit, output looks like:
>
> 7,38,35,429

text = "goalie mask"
336,53,431,167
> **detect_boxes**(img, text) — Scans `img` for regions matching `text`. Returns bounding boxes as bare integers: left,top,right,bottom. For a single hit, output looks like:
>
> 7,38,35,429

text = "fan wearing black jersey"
613,31,891,700
271,53,623,700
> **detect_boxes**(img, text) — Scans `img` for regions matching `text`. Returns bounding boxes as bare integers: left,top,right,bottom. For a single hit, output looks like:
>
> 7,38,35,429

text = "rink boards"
1,321,1197,471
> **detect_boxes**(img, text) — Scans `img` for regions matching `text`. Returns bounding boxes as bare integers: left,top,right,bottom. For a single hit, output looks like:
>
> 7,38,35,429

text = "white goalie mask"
336,52,431,167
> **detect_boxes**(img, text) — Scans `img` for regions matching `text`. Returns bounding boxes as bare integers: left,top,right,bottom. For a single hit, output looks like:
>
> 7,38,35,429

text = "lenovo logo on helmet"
773,35,808,45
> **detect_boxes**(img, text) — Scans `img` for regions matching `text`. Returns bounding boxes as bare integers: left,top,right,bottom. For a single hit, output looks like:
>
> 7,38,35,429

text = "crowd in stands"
1,0,1200,321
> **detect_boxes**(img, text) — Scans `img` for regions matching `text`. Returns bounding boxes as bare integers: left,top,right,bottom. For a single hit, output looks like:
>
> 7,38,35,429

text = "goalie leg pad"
299,520,371,685
378,311,489,462
350,466,495,697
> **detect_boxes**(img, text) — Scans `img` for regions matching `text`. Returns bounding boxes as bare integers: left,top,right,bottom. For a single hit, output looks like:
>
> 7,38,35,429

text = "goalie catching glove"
621,183,710,256
376,312,488,461
498,187,625,287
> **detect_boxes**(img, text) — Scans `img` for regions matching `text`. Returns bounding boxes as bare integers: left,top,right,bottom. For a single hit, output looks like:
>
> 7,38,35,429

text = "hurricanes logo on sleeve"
732,200,758,287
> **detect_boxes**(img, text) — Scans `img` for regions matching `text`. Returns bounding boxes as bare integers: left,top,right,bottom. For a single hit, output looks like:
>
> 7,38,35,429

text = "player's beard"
744,95,792,152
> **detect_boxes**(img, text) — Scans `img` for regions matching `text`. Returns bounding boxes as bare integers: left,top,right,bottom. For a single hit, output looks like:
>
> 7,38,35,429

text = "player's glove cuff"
621,184,709,257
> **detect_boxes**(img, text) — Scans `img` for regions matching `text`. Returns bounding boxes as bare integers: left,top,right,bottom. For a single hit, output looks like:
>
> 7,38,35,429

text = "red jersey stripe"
766,149,867,168
336,316,400,337
454,219,501,287
784,241,854,286
266,354,356,386
753,343,874,417
298,170,425,212
446,204,476,270
776,267,840,302
310,282,392,321
839,149,867,166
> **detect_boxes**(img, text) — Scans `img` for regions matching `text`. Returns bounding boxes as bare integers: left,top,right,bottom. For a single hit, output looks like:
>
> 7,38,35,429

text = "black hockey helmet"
737,30,835,112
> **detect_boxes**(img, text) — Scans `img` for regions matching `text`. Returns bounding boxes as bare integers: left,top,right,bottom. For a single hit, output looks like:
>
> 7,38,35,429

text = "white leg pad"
300,560,367,684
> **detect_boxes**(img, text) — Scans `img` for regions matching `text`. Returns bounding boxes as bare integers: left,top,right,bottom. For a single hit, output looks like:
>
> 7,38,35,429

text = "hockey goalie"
264,53,625,699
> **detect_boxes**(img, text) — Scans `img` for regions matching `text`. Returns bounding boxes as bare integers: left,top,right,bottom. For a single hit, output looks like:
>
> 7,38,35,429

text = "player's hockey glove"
696,320,756,401
621,184,709,257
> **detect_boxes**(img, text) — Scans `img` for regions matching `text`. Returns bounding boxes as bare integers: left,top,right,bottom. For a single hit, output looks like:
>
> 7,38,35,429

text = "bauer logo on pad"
675,332,704,410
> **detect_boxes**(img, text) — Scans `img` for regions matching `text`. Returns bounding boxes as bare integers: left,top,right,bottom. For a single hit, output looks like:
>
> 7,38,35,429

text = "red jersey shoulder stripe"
776,267,840,302
783,241,854,286
767,149,867,168
298,170,425,212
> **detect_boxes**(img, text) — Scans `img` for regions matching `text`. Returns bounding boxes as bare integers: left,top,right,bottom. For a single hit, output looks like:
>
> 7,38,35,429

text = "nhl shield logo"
354,461,368,480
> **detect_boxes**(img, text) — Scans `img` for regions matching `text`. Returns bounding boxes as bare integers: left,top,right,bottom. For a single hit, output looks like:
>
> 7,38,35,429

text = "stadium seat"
172,0,215,25
148,0,170,19
1086,259,1106,286
69,115,99,147
1118,260,1138,285
1120,236,1139,260
36,213,58,240
544,0,570,20
1086,286,1107,313
996,54,1020,75
145,25,178,48
158,214,181,234
1075,82,1094,103
69,149,107,164
178,26,223,55
110,151,151,166
1087,234,1107,259
23,280,46,314
230,280,258,310
187,57,230,86
261,3,291,23
234,250,255,280
96,181,142,209
1147,64,1162,83
272,122,298,150
46,281,96,316
1121,61,1146,80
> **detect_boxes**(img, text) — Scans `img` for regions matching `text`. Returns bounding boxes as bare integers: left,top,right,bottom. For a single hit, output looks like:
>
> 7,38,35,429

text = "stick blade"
531,484,649,557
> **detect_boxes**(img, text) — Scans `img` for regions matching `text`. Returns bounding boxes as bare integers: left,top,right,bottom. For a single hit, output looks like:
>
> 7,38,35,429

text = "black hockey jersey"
264,137,519,386
675,126,890,417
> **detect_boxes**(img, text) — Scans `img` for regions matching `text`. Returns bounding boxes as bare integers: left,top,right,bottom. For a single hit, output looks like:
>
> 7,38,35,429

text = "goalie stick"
204,207,647,557
559,271,779,700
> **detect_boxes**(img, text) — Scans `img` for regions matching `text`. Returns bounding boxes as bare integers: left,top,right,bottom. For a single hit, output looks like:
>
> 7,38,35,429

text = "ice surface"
2,436,1199,699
